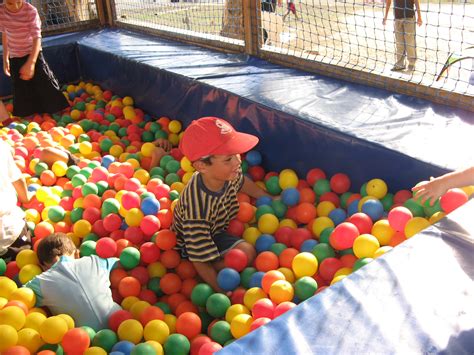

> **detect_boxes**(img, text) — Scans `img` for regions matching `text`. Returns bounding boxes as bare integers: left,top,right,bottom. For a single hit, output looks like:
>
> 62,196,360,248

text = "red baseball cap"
179,117,259,162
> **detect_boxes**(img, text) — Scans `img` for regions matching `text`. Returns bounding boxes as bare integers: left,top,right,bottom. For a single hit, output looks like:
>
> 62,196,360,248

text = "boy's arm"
414,0,422,26
2,32,10,76
241,176,270,199
412,166,474,205
13,177,31,204
192,261,223,293
383,0,392,25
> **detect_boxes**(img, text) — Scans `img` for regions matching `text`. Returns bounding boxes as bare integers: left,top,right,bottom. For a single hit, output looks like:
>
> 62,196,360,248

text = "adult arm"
2,32,10,76
383,0,392,25
414,0,422,26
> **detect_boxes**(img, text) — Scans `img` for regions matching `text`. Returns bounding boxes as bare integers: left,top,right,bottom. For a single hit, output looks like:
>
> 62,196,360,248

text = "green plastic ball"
206,293,231,318
312,243,336,263
48,206,66,223
191,283,214,307
265,176,282,195
294,276,318,301
313,179,331,196
119,247,141,270
80,240,97,257
92,329,118,352
270,243,287,256
240,267,257,289
210,320,233,345
82,182,99,196
163,334,190,355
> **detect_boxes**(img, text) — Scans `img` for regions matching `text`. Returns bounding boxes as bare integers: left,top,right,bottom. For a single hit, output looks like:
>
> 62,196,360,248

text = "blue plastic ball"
245,150,262,166
300,239,318,252
256,195,273,207
255,234,276,253
111,341,135,355
141,197,160,215
328,208,347,226
347,199,360,216
248,271,265,288
361,199,384,221
28,184,40,193
101,155,115,169
217,268,241,291
281,188,300,206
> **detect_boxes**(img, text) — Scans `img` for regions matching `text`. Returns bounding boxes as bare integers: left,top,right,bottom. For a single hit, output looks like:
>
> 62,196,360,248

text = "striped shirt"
0,3,42,58
173,171,244,262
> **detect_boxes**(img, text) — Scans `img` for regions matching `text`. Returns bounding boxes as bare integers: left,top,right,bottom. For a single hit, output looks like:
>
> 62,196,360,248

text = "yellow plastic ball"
126,158,140,170
133,169,150,185
70,109,82,121
79,141,93,155
143,319,169,344
366,178,388,199
141,142,156,157
180,157,194,173
168,133,179,147
0,324,18,352
279,218,297,229
73,219,92,238
312,216,335,238
269,280,294,304
125,208,144,227
279,169,298,189
17,328,44,353
0,297,7,308
168,120,182,134
371,219,395,246
429,211,445,224
163,314,176,334
118,319,143,344
110,145,124,158
0,305,26,330
373,245,393,258
39,316,68,344
147,262,166,278
146,340,164,355
182,171,194,185
258,214,279,234
123,107,136,120
36,187,51,203
353,234,380,259
277,267,295,283
0,276,18,298
24,312,47,332
230,314,253,339
170,182,185,194
225,304,250,324
292,252,318,278
84,346,108,355
130,300,151,320
243,287,267,310
16,249,39,268
334,267,352,278
57,313,75,329
404,217,431,238
121,296,140,311
9,287,36,309
330,274,347,285
242,227,261,246
122,96,134,106
19,264,42,284
52,161,68,177
316,201,336,217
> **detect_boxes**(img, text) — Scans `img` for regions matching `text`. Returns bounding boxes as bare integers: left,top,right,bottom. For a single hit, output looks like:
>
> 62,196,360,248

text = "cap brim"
210,131,259,157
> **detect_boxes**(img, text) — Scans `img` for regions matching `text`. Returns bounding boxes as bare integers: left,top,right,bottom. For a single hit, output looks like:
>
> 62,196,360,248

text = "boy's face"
196,154,242,182
5,0,24,12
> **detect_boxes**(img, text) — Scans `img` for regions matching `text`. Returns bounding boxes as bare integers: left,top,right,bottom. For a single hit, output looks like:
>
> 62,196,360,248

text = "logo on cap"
215,119,232,135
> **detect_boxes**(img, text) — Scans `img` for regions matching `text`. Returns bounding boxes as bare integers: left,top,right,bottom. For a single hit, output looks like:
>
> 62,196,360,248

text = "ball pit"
0,82,472,354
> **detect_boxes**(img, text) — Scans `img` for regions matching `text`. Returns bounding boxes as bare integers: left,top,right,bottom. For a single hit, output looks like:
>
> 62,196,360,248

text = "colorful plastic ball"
404,217,431,238
223,248,248,272
0,259,6,276
16,327,43,353
230,313,253,339
164,334,190,355
328,208,346,226
257,214,279,234
388,206,413,232
313,178,331,196
140,215,161,236
9,287,36,309
255,233,276,253
279,169,298,189
111,340,135,354
245,150,262,166
311,217,335,238
273,301,296,318
96,237,117,258
217,268,241,291
319,257,344,281
39,316,69,344
347,212,373,234
440,188,468,214
16,249,39,268
19,264,42,284
353,234,380,258
371,219,395,245
130,342,156,355
92,329,118,352
143,319,169,344
80,240,97,257
206,293,231,318
198,341,222,355
281,188,300,206
295,276,318,301
175,312,201,340
84,347,108,355
292,252,318,278
403,198,425,217
122,192,141,210
125,208,144,227
269,280,294,304
119,247,141,270
366,178,388,199
330,173,351,194
141,197,160,215
117,319,143,344
252,298,275,319
0,324,19,352
225,304,251,324
209,321,232,346
0,305,26,330
62,328,91,354
190,283,214,307
52,161,68,177
329,222,359,250
73,219,92,238
255,251,279,272
360,198,383,221
248,271,265,288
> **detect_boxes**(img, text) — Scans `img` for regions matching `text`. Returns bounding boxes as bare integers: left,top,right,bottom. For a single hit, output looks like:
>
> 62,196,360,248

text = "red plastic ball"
96,237,117,258
347,212,373,234
440,188,468,214
224,249,248,272
329,222,359,250
61,328,90,354
109,309,134,332
330,173,351,194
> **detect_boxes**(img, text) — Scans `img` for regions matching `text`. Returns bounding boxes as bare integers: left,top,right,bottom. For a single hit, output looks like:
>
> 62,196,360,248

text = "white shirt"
0,140,25,253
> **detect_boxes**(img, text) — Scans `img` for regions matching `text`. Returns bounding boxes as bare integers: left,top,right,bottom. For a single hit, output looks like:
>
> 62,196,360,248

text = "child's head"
5,0,24,13
179,117,258,178
37,233,78,270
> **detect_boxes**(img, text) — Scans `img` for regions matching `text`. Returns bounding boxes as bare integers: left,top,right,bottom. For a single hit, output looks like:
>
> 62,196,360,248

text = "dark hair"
37,233,76,265
199,156,213,165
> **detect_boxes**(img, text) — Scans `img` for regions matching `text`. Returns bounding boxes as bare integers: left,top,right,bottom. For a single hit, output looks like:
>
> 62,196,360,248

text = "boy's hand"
411,177,445,206
19,61,35,80
154,138,172,152
3,58,10,77
417,16,423,26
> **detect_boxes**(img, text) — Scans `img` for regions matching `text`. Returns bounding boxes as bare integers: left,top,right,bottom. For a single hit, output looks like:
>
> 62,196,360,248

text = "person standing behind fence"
383,0,422,71
0,0,69,120
283,0,300,22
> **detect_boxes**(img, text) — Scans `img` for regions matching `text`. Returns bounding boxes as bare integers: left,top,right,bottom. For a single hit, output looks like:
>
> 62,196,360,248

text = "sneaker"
391,66,405,71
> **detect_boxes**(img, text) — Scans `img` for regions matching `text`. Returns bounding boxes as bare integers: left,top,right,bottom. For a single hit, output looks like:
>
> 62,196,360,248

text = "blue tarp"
1,28,473,353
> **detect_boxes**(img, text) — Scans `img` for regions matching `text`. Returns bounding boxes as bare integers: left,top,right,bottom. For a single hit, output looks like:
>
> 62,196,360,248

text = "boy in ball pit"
25,233,121,331
172,117,270,293
0,140,32,262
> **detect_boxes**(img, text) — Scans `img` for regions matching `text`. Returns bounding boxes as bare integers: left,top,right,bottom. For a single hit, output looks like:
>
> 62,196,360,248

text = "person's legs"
40,147,70,168
393,19,406,70
405,18,417,69
233,241,256,266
